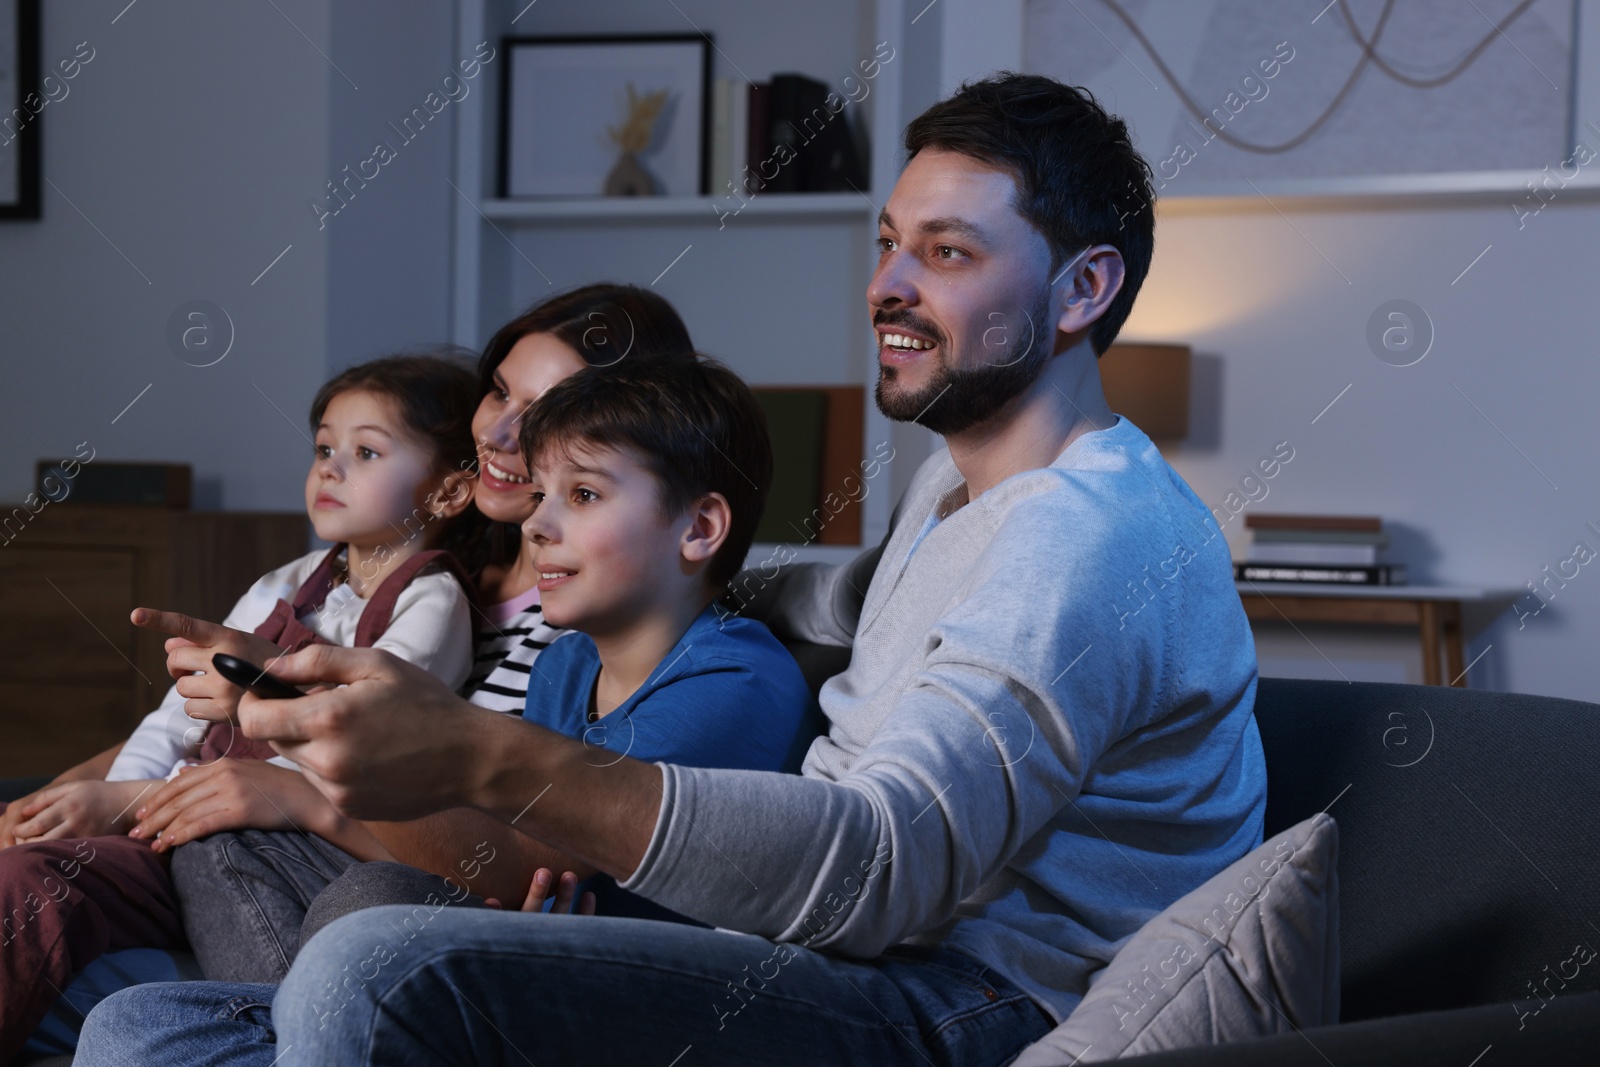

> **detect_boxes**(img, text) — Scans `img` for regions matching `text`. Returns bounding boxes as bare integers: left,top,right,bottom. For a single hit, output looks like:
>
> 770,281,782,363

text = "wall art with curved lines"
1023,0,1598,197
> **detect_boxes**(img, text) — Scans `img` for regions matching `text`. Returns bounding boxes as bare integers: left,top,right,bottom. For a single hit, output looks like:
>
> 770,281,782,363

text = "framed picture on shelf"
0,0,40,219
501,34,710,199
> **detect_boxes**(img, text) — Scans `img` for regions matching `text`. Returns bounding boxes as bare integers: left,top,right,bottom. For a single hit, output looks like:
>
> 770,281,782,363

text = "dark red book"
1244,514,1383,533
745,81,769,195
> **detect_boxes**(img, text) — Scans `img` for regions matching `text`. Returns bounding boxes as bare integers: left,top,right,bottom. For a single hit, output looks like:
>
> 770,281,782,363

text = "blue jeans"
74,906,1054,1065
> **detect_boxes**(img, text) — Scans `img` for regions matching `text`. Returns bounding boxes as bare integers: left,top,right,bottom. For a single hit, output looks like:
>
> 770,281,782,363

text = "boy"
476,352,822,918
514,353,816,777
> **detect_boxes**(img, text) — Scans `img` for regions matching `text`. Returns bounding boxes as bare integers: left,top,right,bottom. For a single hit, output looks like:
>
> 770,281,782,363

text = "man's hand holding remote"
131,608,289,722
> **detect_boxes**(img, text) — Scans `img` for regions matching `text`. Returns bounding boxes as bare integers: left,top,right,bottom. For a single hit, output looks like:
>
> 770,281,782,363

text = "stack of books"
709,75,868,198
1234,514,1406,586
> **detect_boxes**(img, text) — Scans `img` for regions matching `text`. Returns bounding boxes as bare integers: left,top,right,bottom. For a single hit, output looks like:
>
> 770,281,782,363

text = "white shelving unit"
448,0,922,556
478,193,877,223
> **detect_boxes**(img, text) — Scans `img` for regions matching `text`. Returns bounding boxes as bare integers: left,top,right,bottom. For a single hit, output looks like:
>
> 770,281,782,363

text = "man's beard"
874,286,1054,435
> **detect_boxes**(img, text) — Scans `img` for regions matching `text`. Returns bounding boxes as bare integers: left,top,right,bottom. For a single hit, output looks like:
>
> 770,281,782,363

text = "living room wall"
1133,196,1600,700
0,0,455,512
1,0,1592,701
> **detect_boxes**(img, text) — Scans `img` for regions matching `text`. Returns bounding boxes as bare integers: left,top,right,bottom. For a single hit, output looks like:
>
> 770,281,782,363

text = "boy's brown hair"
518,356,772,595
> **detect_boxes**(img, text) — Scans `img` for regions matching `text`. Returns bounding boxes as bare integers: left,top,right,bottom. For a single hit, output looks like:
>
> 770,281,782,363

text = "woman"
160,283,700,985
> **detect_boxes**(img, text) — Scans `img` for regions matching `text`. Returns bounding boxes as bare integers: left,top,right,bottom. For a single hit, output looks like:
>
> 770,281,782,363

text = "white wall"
1135,195,1600,700
324,0,459,373
0,0,332,510
0,0,454,512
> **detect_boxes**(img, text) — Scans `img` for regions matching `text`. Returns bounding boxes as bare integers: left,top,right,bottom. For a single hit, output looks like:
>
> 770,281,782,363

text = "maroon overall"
0,547,470,1060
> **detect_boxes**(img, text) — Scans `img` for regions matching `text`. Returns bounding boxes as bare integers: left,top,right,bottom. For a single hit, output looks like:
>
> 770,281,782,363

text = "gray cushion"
1013,813,1339,1064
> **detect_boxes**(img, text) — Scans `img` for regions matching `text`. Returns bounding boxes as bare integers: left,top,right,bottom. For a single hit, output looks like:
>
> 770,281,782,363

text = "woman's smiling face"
470,332,589,524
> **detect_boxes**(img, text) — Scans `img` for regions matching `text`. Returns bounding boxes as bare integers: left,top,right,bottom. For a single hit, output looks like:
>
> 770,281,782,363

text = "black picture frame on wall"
0,0,40,220
500,34,711,199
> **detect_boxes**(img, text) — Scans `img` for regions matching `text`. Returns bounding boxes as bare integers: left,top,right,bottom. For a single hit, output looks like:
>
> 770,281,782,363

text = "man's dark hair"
904,73,1155,356
518,356,772,596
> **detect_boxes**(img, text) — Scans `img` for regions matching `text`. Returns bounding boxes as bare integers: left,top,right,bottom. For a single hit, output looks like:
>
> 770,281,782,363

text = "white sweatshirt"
106,548,473,782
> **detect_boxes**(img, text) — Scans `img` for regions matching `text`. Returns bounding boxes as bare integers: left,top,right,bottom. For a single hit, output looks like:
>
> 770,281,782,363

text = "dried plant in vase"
603,83,670,196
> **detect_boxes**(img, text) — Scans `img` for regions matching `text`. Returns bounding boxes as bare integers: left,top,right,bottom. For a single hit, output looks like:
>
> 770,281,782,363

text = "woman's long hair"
458,283,698,578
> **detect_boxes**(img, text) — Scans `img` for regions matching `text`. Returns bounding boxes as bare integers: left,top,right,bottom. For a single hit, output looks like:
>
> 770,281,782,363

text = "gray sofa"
1147,675,1600,1064
786,656,1600,1064
5,672,1598,1064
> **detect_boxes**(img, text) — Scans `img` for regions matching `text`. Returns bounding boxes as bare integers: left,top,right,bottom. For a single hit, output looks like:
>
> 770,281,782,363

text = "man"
77,74,1264,1067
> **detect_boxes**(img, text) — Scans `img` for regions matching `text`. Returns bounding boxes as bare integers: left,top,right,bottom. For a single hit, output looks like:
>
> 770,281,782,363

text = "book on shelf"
1247,542,1381,566
725,76,868,197
1235,563,1407,586
709,78,732,198
1243,512,1393,569
762,76,807,194
1244,514,1382,532
745,81,770,194
1251,528,1389,545
727,78,747,198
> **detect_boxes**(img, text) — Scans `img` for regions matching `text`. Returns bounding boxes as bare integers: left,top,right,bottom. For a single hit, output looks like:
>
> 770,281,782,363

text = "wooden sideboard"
0,505,306,776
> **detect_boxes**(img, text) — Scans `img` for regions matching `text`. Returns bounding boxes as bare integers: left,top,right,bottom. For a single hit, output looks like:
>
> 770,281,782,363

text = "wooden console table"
1235,583,1519,688
0,505,307,775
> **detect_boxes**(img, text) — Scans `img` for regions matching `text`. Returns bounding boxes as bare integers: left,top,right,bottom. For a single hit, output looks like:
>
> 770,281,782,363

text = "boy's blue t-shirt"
523,603,820,775
522,603,823,922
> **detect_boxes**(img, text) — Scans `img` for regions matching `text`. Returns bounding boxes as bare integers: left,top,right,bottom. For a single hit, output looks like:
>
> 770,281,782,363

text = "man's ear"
425,468,476,521
1054,244,1126,343
680,492,732,568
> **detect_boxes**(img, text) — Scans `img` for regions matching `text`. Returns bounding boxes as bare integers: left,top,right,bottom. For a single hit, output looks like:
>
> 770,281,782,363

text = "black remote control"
211,653,305,700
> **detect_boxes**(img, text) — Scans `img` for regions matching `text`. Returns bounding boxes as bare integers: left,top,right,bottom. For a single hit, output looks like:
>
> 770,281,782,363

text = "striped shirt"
462,586,569,714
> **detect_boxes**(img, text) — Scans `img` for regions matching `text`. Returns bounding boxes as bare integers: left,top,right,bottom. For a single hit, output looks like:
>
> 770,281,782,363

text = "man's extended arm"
248,657,1019,955
239,507,1121,955
437,634,1090,957
361,810,594,903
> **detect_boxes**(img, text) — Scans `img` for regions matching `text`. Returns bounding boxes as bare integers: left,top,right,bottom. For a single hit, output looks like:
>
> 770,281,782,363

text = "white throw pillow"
1012,813,1339,1064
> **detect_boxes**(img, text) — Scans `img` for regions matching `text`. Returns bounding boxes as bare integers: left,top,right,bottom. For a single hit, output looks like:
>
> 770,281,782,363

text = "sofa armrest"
1116,992,1600,1066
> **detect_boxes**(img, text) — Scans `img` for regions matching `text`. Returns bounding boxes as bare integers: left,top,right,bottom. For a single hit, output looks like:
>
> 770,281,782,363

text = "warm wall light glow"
1120,267,1287,339
1123,205,1326,338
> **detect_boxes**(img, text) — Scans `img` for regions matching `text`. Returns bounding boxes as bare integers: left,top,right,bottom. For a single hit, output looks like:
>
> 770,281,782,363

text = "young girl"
0,353,481,1062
